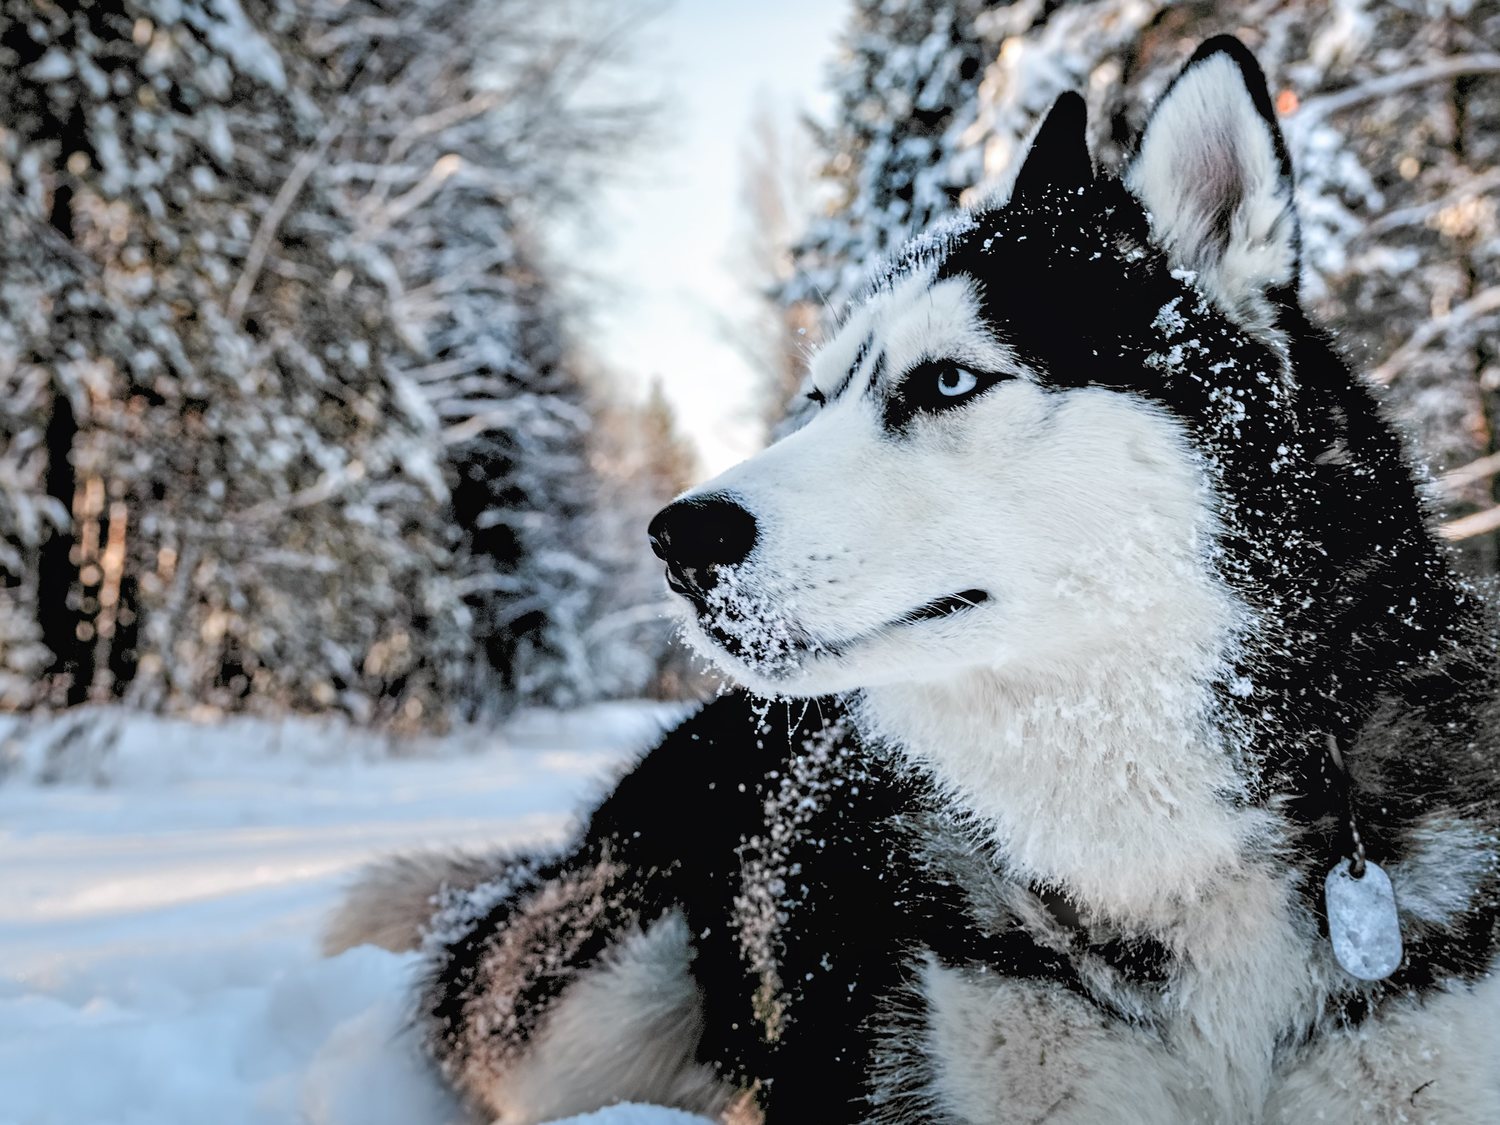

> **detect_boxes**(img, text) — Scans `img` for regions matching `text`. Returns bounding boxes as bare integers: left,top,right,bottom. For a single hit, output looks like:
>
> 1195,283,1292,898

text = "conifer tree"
0,0,657,720
309,0,654,710
784,0,996,311
0,0,477,722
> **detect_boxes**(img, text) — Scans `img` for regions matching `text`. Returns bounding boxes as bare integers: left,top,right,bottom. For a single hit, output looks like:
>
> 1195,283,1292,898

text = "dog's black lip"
662,573,767,664
817,589,990,658
664,568,696,600
675,583,990,670
902,588,990,623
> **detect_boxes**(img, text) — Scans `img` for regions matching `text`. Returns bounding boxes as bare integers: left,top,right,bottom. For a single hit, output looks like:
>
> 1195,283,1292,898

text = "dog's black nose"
648,493,758,596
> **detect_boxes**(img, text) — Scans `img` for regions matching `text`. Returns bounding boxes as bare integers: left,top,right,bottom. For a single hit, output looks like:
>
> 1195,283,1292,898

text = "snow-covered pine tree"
1,0,666,722
785,0,996,312
0,0,471,723
308,0,656,710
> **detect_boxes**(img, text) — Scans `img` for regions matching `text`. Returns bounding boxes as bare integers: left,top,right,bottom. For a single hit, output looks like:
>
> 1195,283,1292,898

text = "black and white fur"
328,38,1500,1124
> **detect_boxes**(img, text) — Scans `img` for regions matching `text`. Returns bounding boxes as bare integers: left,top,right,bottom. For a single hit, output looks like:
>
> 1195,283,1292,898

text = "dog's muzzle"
648,492,758,600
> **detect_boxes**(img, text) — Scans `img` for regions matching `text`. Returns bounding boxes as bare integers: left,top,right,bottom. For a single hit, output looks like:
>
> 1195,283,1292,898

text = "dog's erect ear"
1010,92,1092,206
1126,36,1300,329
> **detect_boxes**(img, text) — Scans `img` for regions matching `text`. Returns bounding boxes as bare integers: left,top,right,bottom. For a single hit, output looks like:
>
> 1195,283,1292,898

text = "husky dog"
328,37,1500,1124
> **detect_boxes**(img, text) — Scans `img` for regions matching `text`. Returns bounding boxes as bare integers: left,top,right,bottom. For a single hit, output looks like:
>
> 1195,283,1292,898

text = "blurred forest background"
1,0,1497,735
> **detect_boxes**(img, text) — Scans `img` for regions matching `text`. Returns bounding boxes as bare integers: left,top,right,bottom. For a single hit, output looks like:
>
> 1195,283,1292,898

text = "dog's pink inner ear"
1010,91,1093,206
1126,37,1299,329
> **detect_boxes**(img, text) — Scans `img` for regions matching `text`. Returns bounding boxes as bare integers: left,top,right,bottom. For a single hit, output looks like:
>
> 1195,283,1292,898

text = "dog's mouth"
682,583,991,676
898,589,990,625
819,587,991,655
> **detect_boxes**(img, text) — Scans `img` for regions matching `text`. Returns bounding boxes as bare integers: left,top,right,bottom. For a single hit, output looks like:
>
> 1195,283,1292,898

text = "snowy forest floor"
0,703,714,1125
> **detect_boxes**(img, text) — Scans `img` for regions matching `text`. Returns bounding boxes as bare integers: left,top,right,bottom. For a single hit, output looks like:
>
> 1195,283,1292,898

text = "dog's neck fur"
858,635,1273,929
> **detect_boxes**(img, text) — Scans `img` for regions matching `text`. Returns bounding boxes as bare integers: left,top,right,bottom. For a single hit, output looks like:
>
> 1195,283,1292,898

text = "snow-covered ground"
0,703,713,1125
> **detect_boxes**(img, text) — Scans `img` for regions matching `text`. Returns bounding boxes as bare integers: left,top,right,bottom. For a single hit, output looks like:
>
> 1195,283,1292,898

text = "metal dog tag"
1325,858,1403,981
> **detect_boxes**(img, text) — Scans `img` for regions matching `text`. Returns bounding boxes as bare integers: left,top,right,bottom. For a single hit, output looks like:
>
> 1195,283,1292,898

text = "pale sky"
582,0,848,476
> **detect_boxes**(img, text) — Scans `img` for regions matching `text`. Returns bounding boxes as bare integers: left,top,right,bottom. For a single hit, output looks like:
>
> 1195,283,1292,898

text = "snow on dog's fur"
331,37,1500,1124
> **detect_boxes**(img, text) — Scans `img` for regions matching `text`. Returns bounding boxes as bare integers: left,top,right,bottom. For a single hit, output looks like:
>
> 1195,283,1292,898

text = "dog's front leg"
909,959,1192,1125
1268,970,1500,1124
423,858,737,1125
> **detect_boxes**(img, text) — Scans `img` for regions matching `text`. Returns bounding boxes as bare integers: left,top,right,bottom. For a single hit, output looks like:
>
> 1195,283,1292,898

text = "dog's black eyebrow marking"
865,349,886,394
832,332,874,401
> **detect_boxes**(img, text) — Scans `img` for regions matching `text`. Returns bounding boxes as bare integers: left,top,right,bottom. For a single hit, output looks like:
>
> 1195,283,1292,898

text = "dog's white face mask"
653,270,1223,697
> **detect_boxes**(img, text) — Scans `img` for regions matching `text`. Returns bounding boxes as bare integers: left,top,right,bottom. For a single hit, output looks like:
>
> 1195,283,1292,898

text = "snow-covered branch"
1369,288,1500,386
1362,168,1500,240
1295,55,1500,124
1440,506,1500,543
1438,451,1500,497
226,107,349,325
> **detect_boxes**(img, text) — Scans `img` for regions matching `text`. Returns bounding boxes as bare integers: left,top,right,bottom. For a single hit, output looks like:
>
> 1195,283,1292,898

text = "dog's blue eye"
884,359,1012,430
937,367,979,397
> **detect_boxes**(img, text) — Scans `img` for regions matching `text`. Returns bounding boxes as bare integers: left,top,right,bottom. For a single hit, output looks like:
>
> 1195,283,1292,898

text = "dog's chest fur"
847,683,1318,1121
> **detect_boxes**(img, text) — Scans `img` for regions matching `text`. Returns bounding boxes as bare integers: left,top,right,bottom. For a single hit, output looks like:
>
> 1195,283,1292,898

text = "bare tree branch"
226,108,350,324
1438,450,1500,497
1369,287,1500,386
1441,505,1500,542
1362,168,1500,240
1296,55,1500,124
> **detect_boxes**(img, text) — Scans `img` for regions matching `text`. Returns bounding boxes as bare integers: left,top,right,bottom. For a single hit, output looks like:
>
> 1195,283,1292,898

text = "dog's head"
651,38,1392,699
